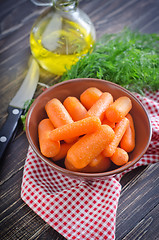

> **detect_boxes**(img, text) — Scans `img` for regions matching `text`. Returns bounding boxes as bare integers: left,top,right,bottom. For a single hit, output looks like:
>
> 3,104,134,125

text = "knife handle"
0,106,23,161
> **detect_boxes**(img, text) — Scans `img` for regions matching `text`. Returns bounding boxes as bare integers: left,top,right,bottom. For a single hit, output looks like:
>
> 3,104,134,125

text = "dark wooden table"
0,0,159,239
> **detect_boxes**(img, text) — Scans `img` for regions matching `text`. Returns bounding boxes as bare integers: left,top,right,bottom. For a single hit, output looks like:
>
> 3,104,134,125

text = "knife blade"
0,58,39,160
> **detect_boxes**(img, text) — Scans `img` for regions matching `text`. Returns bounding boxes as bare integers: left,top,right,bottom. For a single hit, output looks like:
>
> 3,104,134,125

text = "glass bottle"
30,0,96,75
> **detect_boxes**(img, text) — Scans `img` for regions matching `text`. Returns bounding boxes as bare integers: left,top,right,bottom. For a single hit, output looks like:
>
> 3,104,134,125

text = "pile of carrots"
38,87,135,173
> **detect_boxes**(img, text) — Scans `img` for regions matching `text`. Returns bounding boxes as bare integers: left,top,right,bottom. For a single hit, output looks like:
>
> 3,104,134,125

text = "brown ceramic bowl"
26,78,152,180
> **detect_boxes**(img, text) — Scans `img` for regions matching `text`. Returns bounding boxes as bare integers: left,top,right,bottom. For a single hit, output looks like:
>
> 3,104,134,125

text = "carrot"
80,87,102,110
45,98,73,127
63,96,87,121
65,154,111,173
105,96,132,122
49,116,101,141
102,117,115,129
45,98,76,143
66,124,115,169
102,117,129,157
89,152,105,167
65,157,81,172
88,152,111,168
85,92,113,121
83,156,111,173
52,142,74,161
110,147,129,166
38,119,60,158
120,113,135,152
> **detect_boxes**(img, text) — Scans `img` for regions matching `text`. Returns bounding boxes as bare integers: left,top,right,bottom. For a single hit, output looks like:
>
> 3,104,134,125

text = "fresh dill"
21,99,34,131
61,28,159,93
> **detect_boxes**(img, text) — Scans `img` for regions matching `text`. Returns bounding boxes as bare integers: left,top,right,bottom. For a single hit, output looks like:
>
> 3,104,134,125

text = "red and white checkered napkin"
21,90,159,240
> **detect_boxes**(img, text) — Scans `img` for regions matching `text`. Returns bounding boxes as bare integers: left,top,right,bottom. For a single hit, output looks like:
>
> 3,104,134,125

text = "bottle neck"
53,0,78,11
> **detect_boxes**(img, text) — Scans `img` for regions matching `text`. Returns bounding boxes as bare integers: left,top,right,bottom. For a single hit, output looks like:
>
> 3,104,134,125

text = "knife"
0,58,39,160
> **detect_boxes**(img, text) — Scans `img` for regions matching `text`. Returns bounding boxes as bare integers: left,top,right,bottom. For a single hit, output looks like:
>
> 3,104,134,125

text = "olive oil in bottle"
30,0,96,75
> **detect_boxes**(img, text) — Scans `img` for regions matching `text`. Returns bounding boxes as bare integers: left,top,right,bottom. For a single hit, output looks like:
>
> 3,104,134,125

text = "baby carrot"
88,152,111,168
45,98,76,143
102,117,129,157
38,119,60,158
45,98,73,128
120,113,135,152
66,124,115,169
80,87,102,110
63,96,87,121
89,153,105,167
65,154,111,173
49,116,101,141
105,96,132,123
65,157,81,172
52,142,74,161
102,117,115,129
110,147,129,166
83,156,111,173
85,92,113,121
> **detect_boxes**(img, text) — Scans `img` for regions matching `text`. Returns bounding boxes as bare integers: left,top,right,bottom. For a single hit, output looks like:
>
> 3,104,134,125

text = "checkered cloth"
21,90,159,240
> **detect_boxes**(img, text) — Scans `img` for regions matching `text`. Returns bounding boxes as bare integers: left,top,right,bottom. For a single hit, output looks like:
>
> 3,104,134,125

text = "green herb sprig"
21,99,34,131
61,28,159,94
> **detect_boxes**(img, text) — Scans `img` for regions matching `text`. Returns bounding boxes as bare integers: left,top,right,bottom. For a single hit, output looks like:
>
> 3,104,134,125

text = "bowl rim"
26,78,152,178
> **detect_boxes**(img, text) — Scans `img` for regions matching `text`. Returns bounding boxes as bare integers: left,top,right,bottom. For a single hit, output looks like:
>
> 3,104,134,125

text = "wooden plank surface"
0,0,159,239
